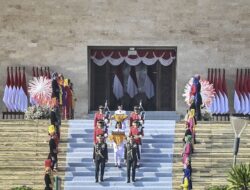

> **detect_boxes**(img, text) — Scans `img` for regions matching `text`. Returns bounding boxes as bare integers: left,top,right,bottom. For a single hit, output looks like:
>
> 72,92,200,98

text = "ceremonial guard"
48,126,58,172
93,135,108,182
108,122,126,168
129,106,144,127
94,105,110,128
129,120,144,166
94,120,108,144
124,136,140,183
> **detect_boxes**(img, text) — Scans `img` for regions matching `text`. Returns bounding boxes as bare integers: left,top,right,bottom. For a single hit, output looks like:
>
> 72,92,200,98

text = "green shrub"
205,185,228,190
11,186,33,190
227,163,250,190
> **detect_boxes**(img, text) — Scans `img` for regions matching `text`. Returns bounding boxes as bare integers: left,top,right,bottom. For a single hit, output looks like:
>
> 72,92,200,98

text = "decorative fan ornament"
28,76,52,106
183,78,215,108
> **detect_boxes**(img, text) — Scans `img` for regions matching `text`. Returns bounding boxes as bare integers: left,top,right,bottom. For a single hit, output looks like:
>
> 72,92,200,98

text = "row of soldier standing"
93,104,145,183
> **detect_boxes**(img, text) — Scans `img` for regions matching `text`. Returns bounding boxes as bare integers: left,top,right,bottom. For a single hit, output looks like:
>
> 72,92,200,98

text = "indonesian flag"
8,67,16,112
48,67,51,79
239,69,245,114
113,64,124,100
36,67,39,78
2,67,11,111
248,69,250,114
222,69,229,113
207,68,214,113
234,69,241,113
14,67,20,111
218,69,225,114
213,69,220,114
243,69,249,115
20,67,28,112
143,66,155,99
127,66,138,98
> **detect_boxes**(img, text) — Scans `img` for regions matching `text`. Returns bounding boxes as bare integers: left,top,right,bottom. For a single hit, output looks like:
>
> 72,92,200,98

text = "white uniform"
114,110,127,130
109,128,126,166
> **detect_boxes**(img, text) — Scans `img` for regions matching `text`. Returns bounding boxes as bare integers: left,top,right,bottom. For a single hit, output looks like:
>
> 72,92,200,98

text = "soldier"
124,136,140,183
129,106,144,127
93,135,108,183
94,120,108,144
94,105,106,128
129,120,144,167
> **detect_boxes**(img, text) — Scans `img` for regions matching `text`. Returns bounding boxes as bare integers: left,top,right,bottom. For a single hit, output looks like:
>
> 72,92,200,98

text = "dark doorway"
88,47,176,111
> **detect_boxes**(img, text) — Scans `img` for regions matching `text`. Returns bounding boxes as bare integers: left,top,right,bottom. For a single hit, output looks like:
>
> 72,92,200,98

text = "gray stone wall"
0,0,249,118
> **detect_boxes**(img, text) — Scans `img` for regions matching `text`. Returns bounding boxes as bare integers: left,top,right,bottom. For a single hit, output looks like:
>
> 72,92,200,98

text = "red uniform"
94,128,107,144
129,127,144,145
94,112,105,128
129,112,144,127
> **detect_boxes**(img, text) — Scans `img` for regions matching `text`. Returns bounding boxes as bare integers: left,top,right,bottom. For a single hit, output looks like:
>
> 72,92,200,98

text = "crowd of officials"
93,104,145,183
44,72,76,190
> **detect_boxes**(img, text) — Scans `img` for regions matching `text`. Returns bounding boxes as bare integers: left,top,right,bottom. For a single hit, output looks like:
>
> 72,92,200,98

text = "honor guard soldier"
129,120,144,166
94,120,108,144
94,105,106,128
93,135,108,183
129,106,144,127
124,136,140,183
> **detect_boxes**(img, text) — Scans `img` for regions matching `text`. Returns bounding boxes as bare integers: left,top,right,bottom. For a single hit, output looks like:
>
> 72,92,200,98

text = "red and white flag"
243,69,249,115
239,69,245,114
143,66,155,99
213,69,220,114
218,69,225,114
21,67,28,112
113,64,124,100
234,69,241,113
7,67,16,112
127,66,138,98
222,69,229,113
2,67,11,111
14,67,21,111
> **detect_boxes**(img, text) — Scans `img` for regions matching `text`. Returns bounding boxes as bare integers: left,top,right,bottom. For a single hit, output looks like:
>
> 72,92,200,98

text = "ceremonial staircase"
64,119,176,190
172,122,250,190
0,120,68,190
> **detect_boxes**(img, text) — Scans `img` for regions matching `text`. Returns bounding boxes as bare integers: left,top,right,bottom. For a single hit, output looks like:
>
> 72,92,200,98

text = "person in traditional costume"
44,167,53,190
58,74,66,119
182,136,192,166
190,74,202,121
50,98,61,140
93,135,108,182
48,125,59,172
108,122,126,168
180,165,192,190
187,105,196,145
51,72,60,101
111,105,128,130
69,82,76,119
64,79,72,120
129,120,144,167
94,120,108,144
129,106,144,127
124,136,140,183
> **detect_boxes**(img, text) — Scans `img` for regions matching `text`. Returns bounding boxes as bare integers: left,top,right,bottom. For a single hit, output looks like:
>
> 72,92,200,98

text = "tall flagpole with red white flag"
239,69,245,114
222,69,229,113
3,67,11,111
113,64,124,100
218,69,225,114
127,66,138,98
234,69,241,113
243,69,249,115
21,67,28,111
213,69,219,114
14,67,20,111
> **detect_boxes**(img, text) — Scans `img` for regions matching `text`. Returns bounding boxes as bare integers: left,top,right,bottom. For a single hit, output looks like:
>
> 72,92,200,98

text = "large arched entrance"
88,46,177,111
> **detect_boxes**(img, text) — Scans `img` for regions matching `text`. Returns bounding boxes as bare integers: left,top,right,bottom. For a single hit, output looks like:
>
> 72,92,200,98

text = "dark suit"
124,141,140,182
93,142,108,181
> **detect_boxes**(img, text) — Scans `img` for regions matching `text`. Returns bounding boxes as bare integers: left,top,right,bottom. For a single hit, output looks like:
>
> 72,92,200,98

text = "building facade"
0,0,249,118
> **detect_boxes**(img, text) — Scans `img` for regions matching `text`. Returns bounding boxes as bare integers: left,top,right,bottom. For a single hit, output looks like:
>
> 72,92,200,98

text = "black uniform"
52,79,60,100
93,142,108,182
124,141,140,182
51,107,61,140
44,173,52,190
49,137,57,170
